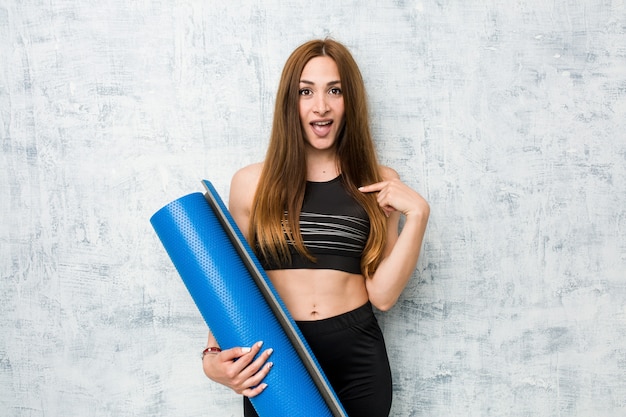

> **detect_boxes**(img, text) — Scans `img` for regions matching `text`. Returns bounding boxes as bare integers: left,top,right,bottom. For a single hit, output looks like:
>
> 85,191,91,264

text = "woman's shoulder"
232,162,264,184
378,165,400,181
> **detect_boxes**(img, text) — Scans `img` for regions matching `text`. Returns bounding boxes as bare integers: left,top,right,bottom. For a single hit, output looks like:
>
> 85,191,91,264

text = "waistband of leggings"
295,301,374,334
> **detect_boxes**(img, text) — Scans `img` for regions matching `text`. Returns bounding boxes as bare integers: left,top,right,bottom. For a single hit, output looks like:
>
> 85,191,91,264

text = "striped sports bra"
260,176,370,274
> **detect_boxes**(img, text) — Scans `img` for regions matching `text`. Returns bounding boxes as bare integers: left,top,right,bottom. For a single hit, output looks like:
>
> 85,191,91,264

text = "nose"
313,94,329,116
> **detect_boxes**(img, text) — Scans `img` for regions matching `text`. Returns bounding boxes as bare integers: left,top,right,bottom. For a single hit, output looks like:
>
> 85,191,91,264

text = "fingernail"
266,348,274,356
260,383,268,390
256,341,264,348
267,362,273,369
242,347,251,353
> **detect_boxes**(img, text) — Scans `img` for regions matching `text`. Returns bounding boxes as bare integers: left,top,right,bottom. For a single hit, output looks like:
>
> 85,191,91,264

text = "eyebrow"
299,79,341,86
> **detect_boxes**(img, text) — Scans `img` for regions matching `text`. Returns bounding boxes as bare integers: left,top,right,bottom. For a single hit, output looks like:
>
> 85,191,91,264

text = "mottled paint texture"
1,1,625,416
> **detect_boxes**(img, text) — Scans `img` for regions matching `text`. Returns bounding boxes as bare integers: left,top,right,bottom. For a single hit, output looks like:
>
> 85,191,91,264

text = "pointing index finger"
358,182,385,193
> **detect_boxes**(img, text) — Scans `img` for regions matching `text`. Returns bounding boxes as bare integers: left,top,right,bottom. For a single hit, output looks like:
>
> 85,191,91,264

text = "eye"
329,87,342,96
299,88,313,96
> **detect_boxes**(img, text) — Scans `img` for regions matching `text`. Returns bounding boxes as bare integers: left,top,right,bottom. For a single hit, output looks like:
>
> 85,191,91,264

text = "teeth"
313,121,331,126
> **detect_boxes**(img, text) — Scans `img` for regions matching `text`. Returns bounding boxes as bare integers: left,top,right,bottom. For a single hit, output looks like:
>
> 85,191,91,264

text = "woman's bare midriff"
266,269,370,321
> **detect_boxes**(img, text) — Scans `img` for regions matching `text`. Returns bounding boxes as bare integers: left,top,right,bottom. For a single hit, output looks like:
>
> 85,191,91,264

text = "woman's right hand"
202,340,274,398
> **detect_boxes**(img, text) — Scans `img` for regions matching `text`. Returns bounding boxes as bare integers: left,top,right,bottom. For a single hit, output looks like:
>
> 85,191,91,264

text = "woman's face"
298,56,345,152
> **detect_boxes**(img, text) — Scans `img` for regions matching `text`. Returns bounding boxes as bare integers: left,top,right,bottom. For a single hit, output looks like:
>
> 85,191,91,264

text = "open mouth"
309,120,334,137
311,120,332,127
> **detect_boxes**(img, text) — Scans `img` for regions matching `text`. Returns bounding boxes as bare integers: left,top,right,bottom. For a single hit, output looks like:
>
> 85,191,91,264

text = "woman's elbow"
369,295,398,312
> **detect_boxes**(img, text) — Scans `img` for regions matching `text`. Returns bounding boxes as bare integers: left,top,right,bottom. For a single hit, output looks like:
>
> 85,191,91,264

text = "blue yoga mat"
150,180,347,417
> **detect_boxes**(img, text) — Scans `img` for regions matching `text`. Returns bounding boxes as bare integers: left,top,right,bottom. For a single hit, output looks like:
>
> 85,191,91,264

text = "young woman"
202,39,430,416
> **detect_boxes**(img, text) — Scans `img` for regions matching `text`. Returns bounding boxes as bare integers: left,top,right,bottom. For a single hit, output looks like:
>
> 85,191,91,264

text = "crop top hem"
262,253,362,275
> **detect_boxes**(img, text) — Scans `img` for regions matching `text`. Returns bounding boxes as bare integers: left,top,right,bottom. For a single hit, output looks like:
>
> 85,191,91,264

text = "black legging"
244,302,392,417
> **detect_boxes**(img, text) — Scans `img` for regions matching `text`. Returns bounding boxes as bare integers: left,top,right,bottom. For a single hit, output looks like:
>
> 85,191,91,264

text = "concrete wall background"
1,1,625,416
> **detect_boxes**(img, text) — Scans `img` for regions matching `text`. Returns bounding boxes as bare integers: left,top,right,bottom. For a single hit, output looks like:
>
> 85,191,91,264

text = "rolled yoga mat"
150,180,347,417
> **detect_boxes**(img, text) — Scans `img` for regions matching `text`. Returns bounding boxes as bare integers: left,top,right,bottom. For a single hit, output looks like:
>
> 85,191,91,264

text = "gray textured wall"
1,1,625,416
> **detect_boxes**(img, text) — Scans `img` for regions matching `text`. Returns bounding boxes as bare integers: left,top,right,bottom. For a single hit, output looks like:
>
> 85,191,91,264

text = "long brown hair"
250,39,387,278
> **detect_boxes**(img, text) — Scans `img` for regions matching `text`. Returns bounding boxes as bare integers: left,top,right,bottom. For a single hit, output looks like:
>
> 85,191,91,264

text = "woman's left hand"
359,178,429,219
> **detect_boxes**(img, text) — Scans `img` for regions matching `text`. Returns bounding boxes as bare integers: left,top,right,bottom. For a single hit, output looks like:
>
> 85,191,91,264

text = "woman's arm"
359,166,430,311
227,163,263,241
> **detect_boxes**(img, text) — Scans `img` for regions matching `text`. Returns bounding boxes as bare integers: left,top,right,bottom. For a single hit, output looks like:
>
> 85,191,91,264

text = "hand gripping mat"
150,180,347,417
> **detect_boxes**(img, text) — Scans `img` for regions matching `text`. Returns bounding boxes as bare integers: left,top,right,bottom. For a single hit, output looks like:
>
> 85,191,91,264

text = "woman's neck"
305,149,339,182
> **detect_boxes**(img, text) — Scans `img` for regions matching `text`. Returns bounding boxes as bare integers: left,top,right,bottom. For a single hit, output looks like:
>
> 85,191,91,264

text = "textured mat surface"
150,182,346,417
